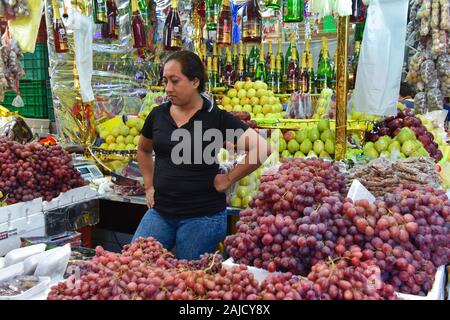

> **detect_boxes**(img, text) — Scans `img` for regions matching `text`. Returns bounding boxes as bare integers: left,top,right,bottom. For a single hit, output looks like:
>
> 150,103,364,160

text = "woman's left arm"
214,128,271,193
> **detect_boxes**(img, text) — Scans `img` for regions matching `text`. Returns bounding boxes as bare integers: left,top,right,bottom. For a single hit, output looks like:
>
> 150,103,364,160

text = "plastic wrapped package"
0,116,35,143
417,0,432,19
34,244,71,281
430,0,440,29
440,0,449,30
0,0,30,20
431,30,447,55
405,51,425,85
436,54,450,96
428,77,441,89
427,87,444,110
414,91,428,114
420,59,438,86
3,244,46,267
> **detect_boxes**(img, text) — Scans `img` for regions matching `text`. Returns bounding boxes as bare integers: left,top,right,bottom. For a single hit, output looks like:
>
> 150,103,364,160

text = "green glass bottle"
316,39,332,92
275,54,283,93
265,40,273,71
286,46,299,93
307,53,316,93
267,55,277,91
232,43,238,71
93,0,108,24
267,0,281,9
255,42,266,82
282,0,304,23
206,0,222,31
246,45,259,80
207,57,215,91
350,41,361,89
284,33,298,78
212,56,220,87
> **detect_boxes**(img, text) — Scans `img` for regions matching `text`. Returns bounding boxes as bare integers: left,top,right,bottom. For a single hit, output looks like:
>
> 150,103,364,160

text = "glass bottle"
350,0,367,23
163,0,182,51
232,43,238,71
267,55,277,91
236,54,245,81
331,54,337,91
216,0,232,46
212,56,220,87
106,0,119,39
307,53,316,93
131,0,146,49
206,0,221,31
207,57,215,91
317,36,329,67
277,37,285,85
275,54,283,93
52,0,69,53
351,41,361,89
241,0,262,43
265,40,273,71
255,42,266,82
303,38,311,65
238,42,246,73
246,45,259,80
93,0,108,24
286,47,299,93
316,40,332,92
282,0,304,23
298,52,309,93
222,48,236,87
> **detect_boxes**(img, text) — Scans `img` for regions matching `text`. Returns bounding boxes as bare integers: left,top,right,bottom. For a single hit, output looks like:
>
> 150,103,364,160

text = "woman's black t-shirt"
141,96,249,218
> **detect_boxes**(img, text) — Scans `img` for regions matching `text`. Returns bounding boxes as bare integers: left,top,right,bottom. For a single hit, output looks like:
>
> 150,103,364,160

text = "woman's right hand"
145,186,155,208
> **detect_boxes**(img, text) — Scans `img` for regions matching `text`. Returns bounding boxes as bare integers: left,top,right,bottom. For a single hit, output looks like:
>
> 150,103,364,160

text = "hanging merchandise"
206,0,221,31
283,0,304,23
163,0,182,51
0,32,25,106
349,0,366,22
106,0,119,39
130,0,146,50
0,0,30,20
353,0,409,116
241,0,262,43
216,0,232,46
64,6,95,103
267,0,281,9
52,0,69,53
93,0,108,24
9,0,45,53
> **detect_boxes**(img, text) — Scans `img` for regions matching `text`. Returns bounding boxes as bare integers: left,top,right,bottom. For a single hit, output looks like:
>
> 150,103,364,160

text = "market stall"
0,0,449,301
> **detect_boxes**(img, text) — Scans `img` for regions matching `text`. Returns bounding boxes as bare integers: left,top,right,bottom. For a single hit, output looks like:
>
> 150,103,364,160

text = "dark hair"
164,51,206,93
399,82,415,98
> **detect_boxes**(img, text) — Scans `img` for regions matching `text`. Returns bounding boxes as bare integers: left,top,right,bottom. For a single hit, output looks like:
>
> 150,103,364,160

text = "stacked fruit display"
363,127,429,160
220,81,285,119
229,168,263,209
365,108,443,162
271,119,335,159
0,138,86,204
224,158,450,296
47,236,397,300
97,117,144,151
139,91,166,120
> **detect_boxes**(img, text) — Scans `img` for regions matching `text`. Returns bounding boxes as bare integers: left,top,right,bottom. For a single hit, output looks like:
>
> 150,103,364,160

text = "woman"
133,51,270,260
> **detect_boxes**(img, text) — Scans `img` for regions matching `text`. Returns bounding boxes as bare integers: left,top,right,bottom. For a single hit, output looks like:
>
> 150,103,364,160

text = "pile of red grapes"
225,158,450,297
0,138,86,204
365,108,442,161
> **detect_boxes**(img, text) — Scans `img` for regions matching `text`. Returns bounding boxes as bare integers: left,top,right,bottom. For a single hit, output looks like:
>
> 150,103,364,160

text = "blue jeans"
132,208,228,260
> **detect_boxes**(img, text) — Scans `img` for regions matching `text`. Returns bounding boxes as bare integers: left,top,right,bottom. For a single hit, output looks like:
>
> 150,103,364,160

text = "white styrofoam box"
395,265,446,300
347,180,376,204
0,198,43,224
0,262,24,282
223,258,282,284
0,276,51,300
0,213,46,256
43,186,99,211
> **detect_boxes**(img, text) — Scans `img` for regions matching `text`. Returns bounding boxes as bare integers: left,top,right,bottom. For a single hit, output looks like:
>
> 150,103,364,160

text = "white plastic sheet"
353,0,409,116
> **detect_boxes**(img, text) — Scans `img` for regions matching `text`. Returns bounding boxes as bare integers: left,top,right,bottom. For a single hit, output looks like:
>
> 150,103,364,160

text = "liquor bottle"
286,47,299,93
350,0,367,23
52,0,69,53
219,46,227,76
355,21,365,42
131,0,146,49
331,54,337,91
213,43,220,75
163,0,182,51
316,40,332,92
307,53,316,93
255,42,266,82
206,0,221,31
106,0,119,39
303,38,311,65
265,40,273,71
245,45,259,80
298,52,309,93
216,0,232,46
274,54,283,93
212,56,220,87
350,41,361,89
207,57,215,91
238,42,245,71
277,37,285,84
283,0,304,23
202,44,207,67
146,0,158,53
317,36,329,67
236,54,245,81
267,0,281,9
93,0,108,24
232,44,238,71
241,0,262,43
284,33,298,84
267,55,277,91
222,48,236,87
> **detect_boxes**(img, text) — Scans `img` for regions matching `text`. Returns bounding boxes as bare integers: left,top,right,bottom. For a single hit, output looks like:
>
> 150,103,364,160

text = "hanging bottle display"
106,0,119,39
241,0,262,43
267,0,281,9
350,0,367,23
283,0,304,23
222,48,236,87
316,38,332,92
216,0,232,46
206,0,221,31
163,0,182,51
246,45,259,80
130,0,146,50
93,0,108,24
52,0,69,53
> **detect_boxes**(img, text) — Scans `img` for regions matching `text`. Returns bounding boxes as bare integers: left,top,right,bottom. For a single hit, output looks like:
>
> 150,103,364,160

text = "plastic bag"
420,59,437,86
353,0,409,116
430,0,440,29
9,0,44,53
23,249,59,275
414,92,427,114
287,93,312,119
440,0,449,30
436,54,449,96
427,87,443,110
431,30,446,55
0,116,34,143
4,244,46,267
34,244,71,281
